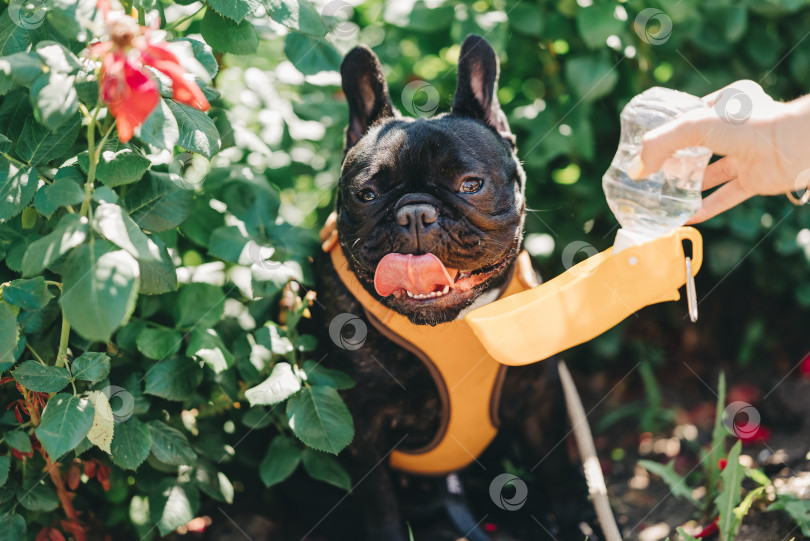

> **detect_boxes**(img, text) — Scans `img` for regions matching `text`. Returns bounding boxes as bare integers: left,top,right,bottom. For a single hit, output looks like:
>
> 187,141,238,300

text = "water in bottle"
603,87,712,250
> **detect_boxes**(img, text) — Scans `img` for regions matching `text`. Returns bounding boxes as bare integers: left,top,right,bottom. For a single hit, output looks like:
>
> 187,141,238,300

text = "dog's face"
335,36,526,326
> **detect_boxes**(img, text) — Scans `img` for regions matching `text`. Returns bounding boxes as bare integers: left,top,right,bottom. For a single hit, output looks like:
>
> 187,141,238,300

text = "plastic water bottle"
603,87,712,251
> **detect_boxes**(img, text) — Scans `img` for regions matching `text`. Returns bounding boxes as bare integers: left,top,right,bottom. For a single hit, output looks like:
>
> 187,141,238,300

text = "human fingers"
701,156,738,191
686,179,753,224
629,109,723,179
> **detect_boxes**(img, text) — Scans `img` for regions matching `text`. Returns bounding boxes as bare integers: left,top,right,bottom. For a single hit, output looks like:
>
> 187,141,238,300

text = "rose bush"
0,0,353,538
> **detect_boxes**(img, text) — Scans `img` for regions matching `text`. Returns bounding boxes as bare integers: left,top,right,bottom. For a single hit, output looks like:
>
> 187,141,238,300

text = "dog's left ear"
341,45,397,151
452,35,514,144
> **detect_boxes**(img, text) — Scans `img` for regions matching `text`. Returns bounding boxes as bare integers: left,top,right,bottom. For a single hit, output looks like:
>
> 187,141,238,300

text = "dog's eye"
357,189,377,202
459,177,484,193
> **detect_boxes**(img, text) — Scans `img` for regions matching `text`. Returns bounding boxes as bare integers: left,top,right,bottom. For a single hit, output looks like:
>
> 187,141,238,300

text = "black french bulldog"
314,35,597,541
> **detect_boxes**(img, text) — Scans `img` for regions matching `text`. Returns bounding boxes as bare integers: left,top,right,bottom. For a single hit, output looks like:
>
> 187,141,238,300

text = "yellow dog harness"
322,217,702,475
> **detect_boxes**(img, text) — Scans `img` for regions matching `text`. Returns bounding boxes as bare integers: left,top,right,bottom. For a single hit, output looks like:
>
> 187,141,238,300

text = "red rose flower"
90,0,209,142
695,516,719,538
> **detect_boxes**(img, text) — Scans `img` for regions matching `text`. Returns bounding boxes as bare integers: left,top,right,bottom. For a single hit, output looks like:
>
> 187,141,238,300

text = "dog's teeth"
406,291,414,298
442,285,450,294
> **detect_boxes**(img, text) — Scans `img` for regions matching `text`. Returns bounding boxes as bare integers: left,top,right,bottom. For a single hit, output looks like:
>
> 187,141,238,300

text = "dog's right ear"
341,45,396,151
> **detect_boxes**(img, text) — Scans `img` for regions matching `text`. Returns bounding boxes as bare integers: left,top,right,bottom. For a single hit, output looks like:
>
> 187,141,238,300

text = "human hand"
629,80,810,223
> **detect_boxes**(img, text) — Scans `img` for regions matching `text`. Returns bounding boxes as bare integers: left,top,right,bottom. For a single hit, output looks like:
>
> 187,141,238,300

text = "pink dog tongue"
374,253,455,297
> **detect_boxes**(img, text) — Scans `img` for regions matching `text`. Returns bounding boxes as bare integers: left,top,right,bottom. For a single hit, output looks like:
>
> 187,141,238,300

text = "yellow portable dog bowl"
465,226,702,366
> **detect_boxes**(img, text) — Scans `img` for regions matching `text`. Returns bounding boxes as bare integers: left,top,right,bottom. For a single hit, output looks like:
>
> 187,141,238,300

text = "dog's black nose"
396,204,438,229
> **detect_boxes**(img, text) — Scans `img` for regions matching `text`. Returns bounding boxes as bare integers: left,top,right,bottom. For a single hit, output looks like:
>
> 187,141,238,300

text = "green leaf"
80,144,151,187
149,480,200,536
110,417,152,470
0,133,9,153
207,225,249,263
92,203,161,261
206,0,260,22
732,485,765,534
172,38,218,79
18,476,59,511
3,277,53,310
0,88,32,140
284,33,341,75
254,322,293,356
123,172,194,232
35,393,95,459
147,420,196,466
221,175,280,237
767,494,810,536
71,352,111,383
15,113,81,165
5,429,32,453
0,160,38,223
576,3,624,49
0,455,9,487
716,440,745,541
186,328,234,373
638,459,699,507
0,51,43,88
302,448,351,491
144,357,203,401
192,460,234,503
0,301,19,366
174,282,225,328
259,435,302,488
708,373,728,505
0,10,39,55
21,213,88,276
264,0,327,36
167,100,220,159
201,10,259,55
302,360,355,390
30,73,79,130
245,362,302,406
136,327,182,360
12,360,70,392
34,175,84,217
35,41,81,74
86,390,114,453
46,0,96,42
59,243,140,342
0,514,24,541
286,385,354,454
138,236,178,294
137,98,179,151
564,54,619,103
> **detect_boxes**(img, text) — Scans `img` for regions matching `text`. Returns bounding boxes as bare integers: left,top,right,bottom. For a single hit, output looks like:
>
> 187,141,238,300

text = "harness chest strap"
326,231,538,475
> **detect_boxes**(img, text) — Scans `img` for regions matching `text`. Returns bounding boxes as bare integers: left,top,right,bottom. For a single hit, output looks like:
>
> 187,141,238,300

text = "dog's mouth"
373,252,511,301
